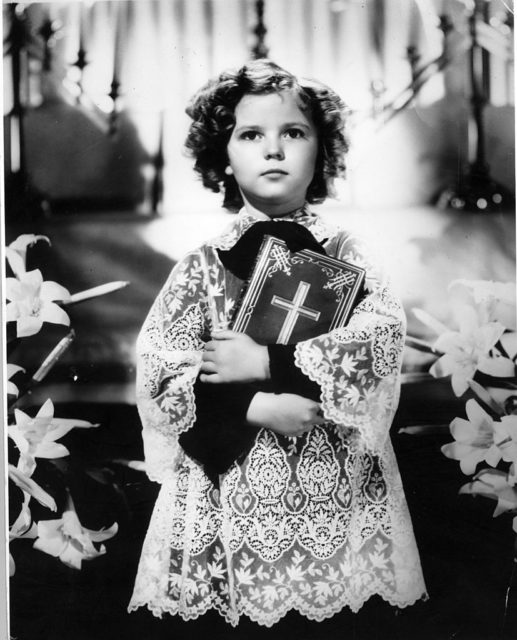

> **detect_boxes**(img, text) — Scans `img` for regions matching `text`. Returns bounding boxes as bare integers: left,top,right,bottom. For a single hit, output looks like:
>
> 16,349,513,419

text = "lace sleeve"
294,234,406,453
136,249,208,483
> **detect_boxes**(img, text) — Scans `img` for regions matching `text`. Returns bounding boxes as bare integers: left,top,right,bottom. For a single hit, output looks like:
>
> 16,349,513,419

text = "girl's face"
227,90,318,218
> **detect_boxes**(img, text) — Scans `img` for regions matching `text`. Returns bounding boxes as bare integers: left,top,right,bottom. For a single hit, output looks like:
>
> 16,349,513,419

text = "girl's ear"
225,166,234,176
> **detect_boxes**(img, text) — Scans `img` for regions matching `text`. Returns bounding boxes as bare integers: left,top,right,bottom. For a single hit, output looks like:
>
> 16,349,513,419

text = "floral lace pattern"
129,209,426,624
295,287,406,453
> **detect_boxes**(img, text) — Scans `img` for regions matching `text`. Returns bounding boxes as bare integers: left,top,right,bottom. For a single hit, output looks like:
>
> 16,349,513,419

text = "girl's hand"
246,392,325,437
200,330,270,384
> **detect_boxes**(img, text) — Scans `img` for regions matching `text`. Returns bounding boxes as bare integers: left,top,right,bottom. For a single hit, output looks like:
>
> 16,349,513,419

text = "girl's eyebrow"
282,122,311,130
234,125,262,134
234,121,312,133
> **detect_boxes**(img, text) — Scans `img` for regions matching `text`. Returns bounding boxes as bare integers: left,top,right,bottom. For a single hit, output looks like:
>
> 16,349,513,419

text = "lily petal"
34,521,67,557
85,522,118,543
16,315,44,338
441,441,477,461
40,280,71,302
430,354,455,378
62,509,84,538
450,417,476,443
9,234,50,255
478,355,516,377
478,322,506,352
5,278,27,302
59,542,87,570
7,363,25,378
493,486,517,517
459,449,486,475
5,247,26,278
39,302,70,327
34,441,70,459
456,304,479,335
434,331,463,354
12,408,32,427
8,428,31,456
465,399,492,425
21,269,44,289
8,465,57,512
36,399,55,421
501,416,517,441
484,445,503,468
450,370,471,397
47,418,99,442
9,496,32,540
7,381,19,397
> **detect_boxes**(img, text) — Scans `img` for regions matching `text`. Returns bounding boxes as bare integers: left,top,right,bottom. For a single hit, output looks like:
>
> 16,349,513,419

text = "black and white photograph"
2,1,516,639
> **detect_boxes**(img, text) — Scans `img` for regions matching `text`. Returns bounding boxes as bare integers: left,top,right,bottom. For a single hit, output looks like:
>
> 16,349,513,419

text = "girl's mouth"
261,169,288,176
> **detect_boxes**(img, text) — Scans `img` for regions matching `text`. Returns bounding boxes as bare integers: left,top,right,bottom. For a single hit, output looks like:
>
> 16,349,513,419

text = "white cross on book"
271,281,321,344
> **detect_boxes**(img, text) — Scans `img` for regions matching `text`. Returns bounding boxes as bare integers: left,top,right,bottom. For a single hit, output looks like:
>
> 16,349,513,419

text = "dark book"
231,235,366,345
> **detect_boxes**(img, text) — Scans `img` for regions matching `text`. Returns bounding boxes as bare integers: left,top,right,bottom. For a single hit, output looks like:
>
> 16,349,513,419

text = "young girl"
128,59,426,628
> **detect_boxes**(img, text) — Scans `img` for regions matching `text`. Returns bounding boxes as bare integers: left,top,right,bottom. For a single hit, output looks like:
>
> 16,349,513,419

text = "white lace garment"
128,208,427,626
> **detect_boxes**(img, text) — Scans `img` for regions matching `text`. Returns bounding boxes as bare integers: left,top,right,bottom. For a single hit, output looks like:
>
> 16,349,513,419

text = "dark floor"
8,384,517,640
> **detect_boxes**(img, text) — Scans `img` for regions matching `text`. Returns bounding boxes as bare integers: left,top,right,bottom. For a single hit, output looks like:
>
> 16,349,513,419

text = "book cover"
231,236,366,345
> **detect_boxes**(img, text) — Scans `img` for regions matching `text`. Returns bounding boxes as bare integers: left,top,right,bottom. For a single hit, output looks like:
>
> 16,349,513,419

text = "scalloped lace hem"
128,589,428,628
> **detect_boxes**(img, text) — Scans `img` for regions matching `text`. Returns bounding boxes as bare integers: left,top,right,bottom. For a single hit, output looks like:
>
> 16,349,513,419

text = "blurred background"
3,2,516,639
3,0,515,401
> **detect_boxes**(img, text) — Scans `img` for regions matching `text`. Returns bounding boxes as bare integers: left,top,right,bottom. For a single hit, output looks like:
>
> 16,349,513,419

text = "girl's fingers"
199,373,221,384
200,361,217,373
211,330,238,341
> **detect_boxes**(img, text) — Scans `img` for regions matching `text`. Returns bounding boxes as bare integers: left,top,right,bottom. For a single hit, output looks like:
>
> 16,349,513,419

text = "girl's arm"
200,332,321,400
136,249,209,483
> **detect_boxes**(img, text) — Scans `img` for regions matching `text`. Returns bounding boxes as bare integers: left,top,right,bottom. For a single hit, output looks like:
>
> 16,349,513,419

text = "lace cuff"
294,289,406,452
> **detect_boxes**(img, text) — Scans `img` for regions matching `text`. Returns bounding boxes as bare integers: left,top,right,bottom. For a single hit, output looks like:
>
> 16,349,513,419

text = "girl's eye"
240,130,260,141
285,128,305,139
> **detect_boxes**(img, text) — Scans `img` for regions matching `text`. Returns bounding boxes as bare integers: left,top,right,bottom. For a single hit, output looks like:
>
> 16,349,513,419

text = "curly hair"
184,59,349,211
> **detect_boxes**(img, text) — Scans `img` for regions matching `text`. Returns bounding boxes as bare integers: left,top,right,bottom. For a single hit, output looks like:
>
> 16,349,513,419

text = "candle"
32,330,75,383
65,280,130,305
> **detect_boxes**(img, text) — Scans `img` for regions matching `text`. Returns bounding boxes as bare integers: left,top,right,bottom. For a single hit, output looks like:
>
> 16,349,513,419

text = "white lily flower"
449,279,517,330
431,304,506,396
33,496,118,570
8,399,99,476
5,234,50,278
442,399,502,475
459,468,517,518
6,269,71,337
7,364,25,397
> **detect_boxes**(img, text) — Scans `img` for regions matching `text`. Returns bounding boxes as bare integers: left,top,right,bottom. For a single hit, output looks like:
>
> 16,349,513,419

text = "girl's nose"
264,136,284,160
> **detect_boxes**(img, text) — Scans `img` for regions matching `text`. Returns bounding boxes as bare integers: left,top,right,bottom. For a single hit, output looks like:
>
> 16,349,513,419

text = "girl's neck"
241,198,307,221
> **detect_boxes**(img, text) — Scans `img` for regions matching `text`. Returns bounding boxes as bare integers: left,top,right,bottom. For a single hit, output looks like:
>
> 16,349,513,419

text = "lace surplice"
128,208,427,626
